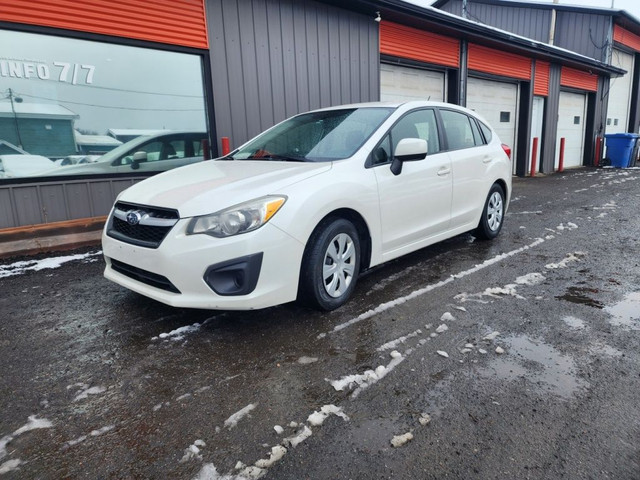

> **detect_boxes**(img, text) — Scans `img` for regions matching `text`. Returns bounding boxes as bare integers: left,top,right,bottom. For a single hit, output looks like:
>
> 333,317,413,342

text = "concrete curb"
0,217,106,259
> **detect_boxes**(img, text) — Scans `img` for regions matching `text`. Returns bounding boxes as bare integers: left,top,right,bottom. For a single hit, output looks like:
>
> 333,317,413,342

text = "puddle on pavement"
556,286,604,309
478,335,586,400
605,292,640,330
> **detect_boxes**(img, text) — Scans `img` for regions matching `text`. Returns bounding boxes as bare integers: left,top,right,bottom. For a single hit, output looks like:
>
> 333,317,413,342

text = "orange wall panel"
561,66,598,92
613,25,640,52
468,43,532,80
0,0,208,49
380,22,459,68
534,60,550,97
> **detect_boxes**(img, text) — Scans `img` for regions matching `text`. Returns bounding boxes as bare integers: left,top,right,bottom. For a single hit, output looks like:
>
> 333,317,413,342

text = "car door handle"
482,156,493,164
437,167,451,176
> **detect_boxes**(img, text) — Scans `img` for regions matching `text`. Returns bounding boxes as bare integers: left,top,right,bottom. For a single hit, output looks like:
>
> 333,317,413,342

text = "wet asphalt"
0,167,639,479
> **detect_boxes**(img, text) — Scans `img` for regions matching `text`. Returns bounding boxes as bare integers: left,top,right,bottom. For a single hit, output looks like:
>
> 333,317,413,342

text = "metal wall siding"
438,0,462,15
0,190,15,229
379,22,460,68
469,3,550,43
467,44,531,80
0,178,139,228
614,25,640,52
0,0,208,48
534,61,550,97
541,63,562,173
561,67,599,92
554,12,609,62
208,0,379,151
40,184,68,223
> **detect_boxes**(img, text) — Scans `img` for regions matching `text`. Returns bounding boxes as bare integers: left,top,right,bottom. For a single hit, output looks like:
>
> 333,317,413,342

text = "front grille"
107,202,179,248
110,258,181,294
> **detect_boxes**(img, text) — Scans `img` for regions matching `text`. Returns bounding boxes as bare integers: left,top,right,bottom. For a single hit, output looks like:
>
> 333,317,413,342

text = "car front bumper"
102,219,305,310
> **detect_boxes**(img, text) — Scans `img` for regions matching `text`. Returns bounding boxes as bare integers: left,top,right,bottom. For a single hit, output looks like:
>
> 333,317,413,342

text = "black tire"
474,184,505,240
298,217,361,311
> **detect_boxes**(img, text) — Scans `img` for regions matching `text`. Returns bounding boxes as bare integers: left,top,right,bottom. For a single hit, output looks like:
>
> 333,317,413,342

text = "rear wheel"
474,184,505,240
298,218,361,311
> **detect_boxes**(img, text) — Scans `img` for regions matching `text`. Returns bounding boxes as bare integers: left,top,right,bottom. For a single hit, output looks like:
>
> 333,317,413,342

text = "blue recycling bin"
604,133,640,168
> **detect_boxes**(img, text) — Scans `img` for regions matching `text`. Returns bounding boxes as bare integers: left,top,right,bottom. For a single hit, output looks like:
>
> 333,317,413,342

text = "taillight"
501,143,512,160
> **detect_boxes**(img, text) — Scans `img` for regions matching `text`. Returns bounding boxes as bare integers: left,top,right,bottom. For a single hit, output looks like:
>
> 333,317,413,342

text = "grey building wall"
436,1,612,62
436,0,551,43
0,177,140,229
554,11,611,62
540,63,561,174
207,0,380,152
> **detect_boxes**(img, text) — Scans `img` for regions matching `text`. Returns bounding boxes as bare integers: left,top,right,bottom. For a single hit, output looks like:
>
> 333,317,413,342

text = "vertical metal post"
8,88,24,149
530,137,539,177
558,137,566,172
221,137,231,156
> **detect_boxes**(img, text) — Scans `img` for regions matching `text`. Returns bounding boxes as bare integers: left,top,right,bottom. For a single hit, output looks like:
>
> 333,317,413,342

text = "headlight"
187,196,286,238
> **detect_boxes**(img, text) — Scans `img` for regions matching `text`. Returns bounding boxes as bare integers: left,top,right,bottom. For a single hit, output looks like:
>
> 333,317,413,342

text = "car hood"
0,155,56,177
117,159,332,217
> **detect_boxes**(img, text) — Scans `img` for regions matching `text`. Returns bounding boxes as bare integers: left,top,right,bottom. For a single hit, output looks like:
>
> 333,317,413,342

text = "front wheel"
474,184,505,240
298,218,361,311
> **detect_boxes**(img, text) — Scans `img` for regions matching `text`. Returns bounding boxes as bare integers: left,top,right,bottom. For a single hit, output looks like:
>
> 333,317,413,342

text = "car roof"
310,100,472,113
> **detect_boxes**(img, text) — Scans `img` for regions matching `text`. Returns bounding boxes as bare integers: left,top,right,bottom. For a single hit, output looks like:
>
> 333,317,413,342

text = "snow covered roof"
107,128,170,137
0,102,79,119
74,131,123,146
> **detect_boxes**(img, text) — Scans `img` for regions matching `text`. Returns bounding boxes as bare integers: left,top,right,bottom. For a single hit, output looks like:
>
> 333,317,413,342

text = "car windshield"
231,107,394,162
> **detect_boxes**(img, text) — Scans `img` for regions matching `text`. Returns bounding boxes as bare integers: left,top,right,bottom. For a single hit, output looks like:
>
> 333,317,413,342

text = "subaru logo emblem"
126,211,142,226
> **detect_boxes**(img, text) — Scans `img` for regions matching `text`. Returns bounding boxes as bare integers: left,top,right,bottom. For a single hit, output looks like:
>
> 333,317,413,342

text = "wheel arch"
306,208,372,273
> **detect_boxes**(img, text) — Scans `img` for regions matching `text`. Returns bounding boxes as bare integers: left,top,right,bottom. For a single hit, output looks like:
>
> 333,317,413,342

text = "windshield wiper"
250,154,307,162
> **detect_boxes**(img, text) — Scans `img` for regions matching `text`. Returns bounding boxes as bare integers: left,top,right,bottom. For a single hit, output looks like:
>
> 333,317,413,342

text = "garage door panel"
557,91,587,169
607,49,634,134
380,64,445,102
467,78,518,166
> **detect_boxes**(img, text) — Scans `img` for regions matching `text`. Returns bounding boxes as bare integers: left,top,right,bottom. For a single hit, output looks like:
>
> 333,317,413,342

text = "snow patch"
440,312,456,322
435,324,449,333
545,252,586,269
483,331,500,341
377,329,421,352
224,404,257,429
73,385,106,402
254,446,287,468
391,432,413,447
64,425,115,449
0,459,22,474
437,351,449,358
307,405,349,426
154,322,204,341
328,351,405,398
296,356,318,365
284,425,312,448
0,251,102,278
1,416,53,465
180,439,206,463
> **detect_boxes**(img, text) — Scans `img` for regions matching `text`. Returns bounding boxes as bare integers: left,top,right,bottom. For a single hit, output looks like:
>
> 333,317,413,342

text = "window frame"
366,107,443,169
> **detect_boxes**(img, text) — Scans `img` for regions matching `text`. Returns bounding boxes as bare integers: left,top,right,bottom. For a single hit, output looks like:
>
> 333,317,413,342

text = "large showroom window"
0,29,207,179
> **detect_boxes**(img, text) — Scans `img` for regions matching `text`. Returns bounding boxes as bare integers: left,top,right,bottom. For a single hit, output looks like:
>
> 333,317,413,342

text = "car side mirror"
130,151,148,170
390,138,428,176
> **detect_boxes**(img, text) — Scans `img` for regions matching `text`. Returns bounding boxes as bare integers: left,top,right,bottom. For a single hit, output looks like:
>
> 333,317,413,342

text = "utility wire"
18,93,204,112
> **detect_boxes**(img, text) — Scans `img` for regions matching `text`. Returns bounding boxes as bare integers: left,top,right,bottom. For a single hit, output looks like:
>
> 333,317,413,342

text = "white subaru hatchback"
102,101,511,311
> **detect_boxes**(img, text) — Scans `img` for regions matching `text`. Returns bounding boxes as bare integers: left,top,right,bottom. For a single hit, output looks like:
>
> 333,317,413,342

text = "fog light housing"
204,253,263,296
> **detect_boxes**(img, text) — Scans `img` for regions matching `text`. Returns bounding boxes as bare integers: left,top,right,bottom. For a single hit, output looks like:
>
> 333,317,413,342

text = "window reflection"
0,30,207,179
